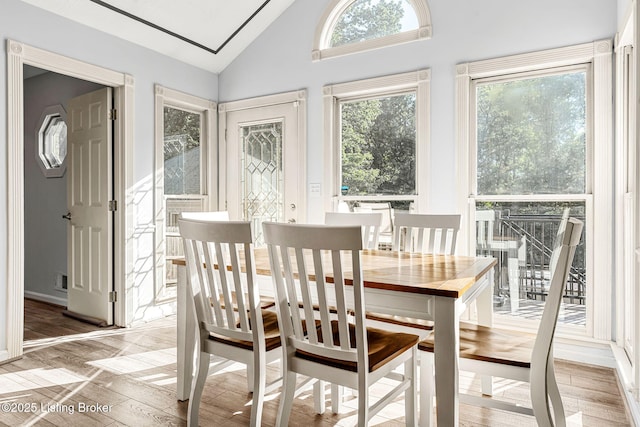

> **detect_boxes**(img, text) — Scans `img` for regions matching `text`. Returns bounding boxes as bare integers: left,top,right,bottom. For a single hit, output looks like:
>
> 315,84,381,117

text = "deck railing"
487,211,586,306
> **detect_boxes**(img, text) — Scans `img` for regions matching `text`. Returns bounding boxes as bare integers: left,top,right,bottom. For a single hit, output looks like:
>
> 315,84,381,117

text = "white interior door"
66,87,113,324
225,102,302,245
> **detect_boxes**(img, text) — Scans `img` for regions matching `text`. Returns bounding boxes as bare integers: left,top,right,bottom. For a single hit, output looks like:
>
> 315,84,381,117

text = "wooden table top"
174,249,496,299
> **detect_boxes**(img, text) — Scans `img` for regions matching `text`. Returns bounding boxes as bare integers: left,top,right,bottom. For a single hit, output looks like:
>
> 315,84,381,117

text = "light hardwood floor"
0,299,631,426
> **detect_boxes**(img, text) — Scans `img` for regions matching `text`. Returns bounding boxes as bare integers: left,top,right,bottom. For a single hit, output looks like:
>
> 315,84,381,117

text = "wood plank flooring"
0,298,631,426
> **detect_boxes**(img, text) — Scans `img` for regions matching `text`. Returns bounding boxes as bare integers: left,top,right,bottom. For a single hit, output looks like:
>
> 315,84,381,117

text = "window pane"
476,201,586,326
164,107,201,195
331,0,418,47
340,93,416,196
476,71,586,195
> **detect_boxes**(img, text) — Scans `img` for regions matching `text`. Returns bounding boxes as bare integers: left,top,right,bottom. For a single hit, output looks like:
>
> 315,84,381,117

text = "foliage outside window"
476,71,587,195
313,0,430,60
330,0,418,47
340,93,416,198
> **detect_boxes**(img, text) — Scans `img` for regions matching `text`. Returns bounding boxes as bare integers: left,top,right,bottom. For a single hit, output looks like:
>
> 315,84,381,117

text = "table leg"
476,268,494,396
177,263,195,401
434,296,459,426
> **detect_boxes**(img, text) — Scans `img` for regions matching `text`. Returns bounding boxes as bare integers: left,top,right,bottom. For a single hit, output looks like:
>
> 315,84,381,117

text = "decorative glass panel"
476,71,587,195
164,107,201,195
340,92,416,196
331,0,419,47
241,121,284,245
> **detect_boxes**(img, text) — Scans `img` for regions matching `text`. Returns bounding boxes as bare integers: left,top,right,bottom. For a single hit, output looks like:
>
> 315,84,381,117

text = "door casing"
5,39,134,361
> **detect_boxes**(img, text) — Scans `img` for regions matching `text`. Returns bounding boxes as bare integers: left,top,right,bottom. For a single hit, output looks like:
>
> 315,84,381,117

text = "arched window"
313,0,431,60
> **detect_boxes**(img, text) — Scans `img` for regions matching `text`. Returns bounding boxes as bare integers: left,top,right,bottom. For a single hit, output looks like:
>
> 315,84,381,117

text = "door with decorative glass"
223,98,304,245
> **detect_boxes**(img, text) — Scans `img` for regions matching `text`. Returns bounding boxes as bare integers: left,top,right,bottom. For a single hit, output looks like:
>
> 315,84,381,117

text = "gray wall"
0,0,219,349
23,71,103,304
219,0,618,224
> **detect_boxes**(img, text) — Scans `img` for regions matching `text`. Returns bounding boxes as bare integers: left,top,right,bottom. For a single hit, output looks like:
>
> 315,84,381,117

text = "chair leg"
187,351,210,427
276,371,297,427
314,380,326,414
246,363,255,392
405,347,417,426
357,374,369,427
531,357,555,427
419,351,434,427
546,358,566,427
250,352,267,427
331,384,342,414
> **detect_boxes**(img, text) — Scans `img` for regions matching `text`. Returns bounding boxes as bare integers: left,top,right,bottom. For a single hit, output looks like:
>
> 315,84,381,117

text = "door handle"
62,212,72,221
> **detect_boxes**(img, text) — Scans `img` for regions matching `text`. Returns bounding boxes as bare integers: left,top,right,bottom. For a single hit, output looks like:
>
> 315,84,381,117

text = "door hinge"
109,291,117,303
108,200,117,211
108,109,117,120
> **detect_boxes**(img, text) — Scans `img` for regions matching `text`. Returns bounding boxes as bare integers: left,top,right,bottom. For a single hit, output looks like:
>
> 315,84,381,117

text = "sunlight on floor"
87,348,176,374
0,368,89,393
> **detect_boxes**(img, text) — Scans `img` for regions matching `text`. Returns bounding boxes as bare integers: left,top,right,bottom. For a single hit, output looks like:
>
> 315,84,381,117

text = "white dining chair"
355,202,394,249
177,218,281,427
476,209,526,312
325,211,383,250
418,217,584,427
367,213,461,332
392,213,461,254
263,222,419,426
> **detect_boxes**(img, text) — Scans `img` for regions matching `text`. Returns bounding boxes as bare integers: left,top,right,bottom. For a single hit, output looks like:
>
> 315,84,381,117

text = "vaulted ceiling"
21,0,297,73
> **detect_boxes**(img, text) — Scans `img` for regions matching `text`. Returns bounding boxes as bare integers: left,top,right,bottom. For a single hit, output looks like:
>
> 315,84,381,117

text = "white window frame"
324,69,430,213
312,0,432,61
154,85,217,303
456,40,613,340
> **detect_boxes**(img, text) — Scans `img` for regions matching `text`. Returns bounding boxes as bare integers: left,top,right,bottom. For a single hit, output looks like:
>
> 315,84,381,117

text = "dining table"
174,249,497,426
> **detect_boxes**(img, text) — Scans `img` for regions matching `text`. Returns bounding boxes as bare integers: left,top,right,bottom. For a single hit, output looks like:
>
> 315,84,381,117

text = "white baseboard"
24,291,67,307
0,350,9,363
611,344,640,426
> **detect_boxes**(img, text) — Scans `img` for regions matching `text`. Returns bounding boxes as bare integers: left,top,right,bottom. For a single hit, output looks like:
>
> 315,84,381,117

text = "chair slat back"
263,222,366,366
530,218,583,417
181,211,230,221
325,212,382,250
355,202,394,236
392,213,461,254
178,219,263,344
475,210,496,250
549,208,571,274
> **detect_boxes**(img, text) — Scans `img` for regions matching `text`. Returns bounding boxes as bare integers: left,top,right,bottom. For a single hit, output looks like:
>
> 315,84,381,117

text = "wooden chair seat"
209,309,282,351
418,322,535,368
365,312,434,331
296,320,419,373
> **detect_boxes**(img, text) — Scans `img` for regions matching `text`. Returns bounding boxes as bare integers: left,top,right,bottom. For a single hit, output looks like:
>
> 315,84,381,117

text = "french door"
221,92,306,245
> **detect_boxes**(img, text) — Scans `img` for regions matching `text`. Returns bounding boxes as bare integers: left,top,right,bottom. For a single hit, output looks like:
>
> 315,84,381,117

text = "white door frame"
218,90,307,223
6,39,134,360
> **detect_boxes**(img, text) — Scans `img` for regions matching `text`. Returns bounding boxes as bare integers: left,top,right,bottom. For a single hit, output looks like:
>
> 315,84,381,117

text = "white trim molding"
312,0,432,61
323,69,431,213
455,40,614,341
6,39,134,360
